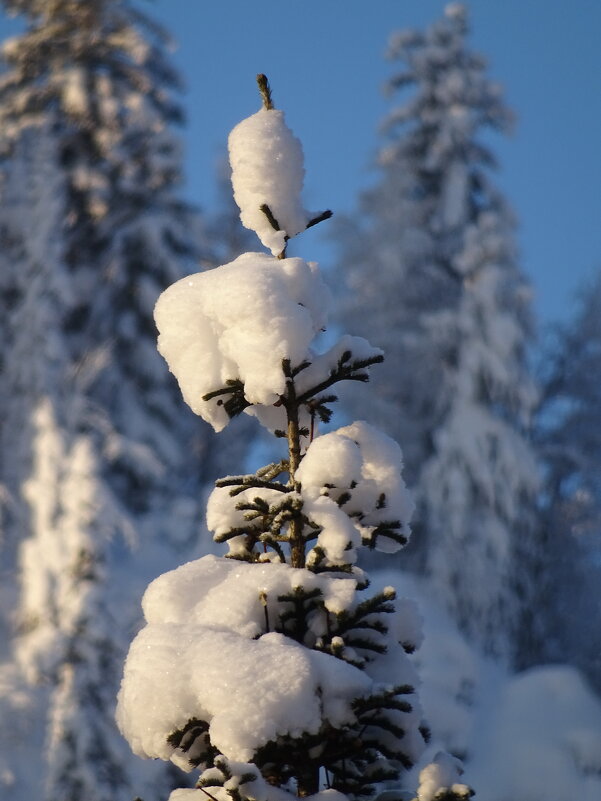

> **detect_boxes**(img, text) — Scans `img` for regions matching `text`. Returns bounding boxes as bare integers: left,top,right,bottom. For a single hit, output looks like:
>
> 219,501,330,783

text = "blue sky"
2,1,601,328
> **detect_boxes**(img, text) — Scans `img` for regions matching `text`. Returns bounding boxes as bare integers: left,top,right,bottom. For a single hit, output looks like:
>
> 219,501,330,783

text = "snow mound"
229,108,308,255
117,625,370,765
141,554,358,636
298,421,415,554
154,253,330,431
471,665,601,801
116,556,373,767
416,752,470,801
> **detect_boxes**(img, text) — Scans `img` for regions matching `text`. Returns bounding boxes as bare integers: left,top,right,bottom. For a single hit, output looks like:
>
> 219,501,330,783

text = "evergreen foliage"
533,272,601,683
117,76,469,801
0,0,214,541
0,1,217,798
333,3,538,659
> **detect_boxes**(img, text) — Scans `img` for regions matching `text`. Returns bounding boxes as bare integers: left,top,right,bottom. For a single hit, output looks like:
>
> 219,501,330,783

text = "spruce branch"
297,350,384,405
258,534,286,562
305,209,333,230
305,393,338,426
260,203,289,259
365,522,407,550
342,635,387,654
256,460,289,480
336,491,352,507
213,526,260,543
203,379,250,418
291,360,312,378
197,787,221,801
260,203,286,235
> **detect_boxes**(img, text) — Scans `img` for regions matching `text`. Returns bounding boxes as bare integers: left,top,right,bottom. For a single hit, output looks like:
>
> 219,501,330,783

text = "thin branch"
306,209,333,230
297,354,384,405
257,73,274,109
215,476,290,495
260,203,281,232
196,787,221,801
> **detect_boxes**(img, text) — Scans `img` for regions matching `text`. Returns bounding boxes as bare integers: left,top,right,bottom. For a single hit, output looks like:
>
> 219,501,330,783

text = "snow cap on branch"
154,252,330,431
229,106,308,255
116,556,372,767
298,421,415,554
415,752,471,801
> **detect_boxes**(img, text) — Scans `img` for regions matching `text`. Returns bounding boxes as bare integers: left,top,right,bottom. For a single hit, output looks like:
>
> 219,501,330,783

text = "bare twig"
257,73,274,109
306,210,333,230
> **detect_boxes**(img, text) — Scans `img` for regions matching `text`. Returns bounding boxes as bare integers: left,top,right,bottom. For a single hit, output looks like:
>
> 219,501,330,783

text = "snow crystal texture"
154,253,330,431
228,108,308,255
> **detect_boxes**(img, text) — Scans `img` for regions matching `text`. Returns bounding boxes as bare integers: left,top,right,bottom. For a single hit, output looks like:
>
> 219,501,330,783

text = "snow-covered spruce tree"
0,121,138,800
117,76,473,801
22,407,134,800
531,273,601,684
0,0,216,549
0,2,219,798
333,4,538,659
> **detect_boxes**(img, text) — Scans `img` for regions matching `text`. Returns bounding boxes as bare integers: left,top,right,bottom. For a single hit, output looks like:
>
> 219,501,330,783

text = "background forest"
0,2,600,801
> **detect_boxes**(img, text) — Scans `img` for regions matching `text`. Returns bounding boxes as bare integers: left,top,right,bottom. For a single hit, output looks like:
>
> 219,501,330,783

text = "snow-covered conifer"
333,4,538,658
0,0,216,547
532,273,601,683
24,421,132,800
0,2,219,798
118,76,464,801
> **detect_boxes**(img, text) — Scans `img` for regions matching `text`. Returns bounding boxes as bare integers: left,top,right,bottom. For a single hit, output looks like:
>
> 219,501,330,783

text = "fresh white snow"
154,252,331,431
228,108,309,255
416,751,470,801
297,421,415,554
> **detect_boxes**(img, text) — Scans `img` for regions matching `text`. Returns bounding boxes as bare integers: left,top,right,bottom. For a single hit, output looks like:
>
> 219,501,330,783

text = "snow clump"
154,252,330,431
229,108,309,255
116,555,378,768
297,421,415,554
416,752,471,801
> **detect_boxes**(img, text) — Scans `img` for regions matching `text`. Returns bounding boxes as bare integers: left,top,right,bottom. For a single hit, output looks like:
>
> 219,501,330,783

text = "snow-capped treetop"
228,75,331,257
229,107,308,256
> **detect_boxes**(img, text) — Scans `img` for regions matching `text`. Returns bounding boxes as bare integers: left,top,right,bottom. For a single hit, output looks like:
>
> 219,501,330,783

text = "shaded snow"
373,570,601,801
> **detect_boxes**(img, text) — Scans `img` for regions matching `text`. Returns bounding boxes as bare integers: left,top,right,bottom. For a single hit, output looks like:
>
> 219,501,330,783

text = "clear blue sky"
2,0,601,328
